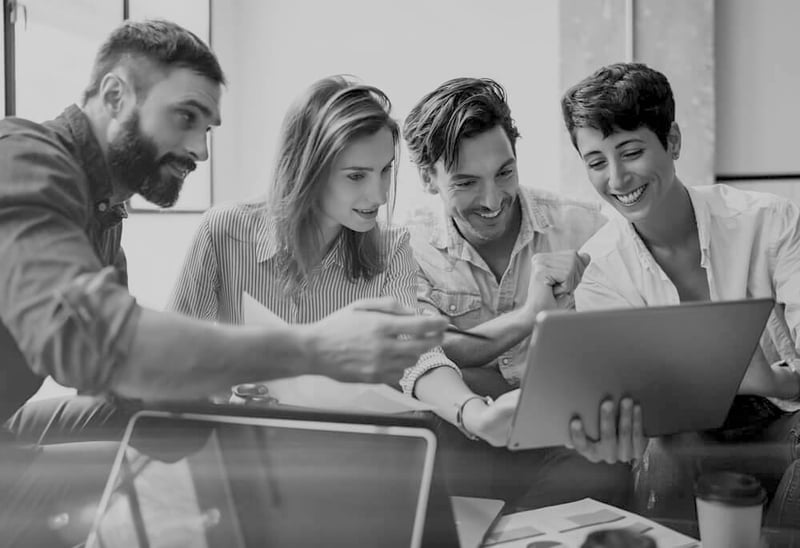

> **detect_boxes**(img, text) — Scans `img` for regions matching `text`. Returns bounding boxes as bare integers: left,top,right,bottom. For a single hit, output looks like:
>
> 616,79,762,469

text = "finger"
552,282,570,297
382,314,448,337
599,399,618,463
578,252,591,268
384,333,446,358
618,398,633,463
632,404,647,459
569,418,596,461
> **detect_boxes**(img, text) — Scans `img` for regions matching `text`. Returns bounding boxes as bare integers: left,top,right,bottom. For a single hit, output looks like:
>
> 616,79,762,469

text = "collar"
622,185,711,274
60,104,127,228
428,190,550,258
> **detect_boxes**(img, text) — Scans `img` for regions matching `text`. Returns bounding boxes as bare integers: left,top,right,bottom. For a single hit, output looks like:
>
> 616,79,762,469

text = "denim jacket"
402,186,606,393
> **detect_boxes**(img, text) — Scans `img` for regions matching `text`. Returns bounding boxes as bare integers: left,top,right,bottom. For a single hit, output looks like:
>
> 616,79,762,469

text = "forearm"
441,307,534,368
413,367,478,425
111,308,312,400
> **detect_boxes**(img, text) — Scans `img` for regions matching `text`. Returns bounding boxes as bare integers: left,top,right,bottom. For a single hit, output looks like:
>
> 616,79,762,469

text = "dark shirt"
0,105,140,424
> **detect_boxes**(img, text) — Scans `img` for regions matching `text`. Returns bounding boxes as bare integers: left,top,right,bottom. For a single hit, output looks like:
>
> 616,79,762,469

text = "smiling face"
107,67,222,207
317,126,395,246
424,124,520,247
574,123,681,223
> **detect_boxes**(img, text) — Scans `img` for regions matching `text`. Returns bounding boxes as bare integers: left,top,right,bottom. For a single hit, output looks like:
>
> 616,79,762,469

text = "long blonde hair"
269,75,399,291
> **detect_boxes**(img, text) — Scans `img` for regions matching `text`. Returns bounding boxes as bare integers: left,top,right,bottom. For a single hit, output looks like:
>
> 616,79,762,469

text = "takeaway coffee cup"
694,471,766,548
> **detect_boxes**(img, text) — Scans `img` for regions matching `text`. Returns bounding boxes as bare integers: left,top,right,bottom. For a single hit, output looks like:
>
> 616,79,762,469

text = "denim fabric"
403,186,606,391
634,397,800,523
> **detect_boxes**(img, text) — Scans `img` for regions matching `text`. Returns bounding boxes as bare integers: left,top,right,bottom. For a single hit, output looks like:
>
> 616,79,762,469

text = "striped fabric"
167,199,457,377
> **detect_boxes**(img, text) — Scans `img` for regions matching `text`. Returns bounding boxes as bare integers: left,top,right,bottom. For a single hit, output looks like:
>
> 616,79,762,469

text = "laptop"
85,403,460,548
508,298,774,451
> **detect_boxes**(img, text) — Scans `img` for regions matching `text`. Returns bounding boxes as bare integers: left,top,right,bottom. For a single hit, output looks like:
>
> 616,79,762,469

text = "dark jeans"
1,395,134,547
453,367,634,511
634,396,800,528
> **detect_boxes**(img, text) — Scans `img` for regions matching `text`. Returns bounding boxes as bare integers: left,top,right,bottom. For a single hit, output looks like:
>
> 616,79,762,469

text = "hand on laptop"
306,297,448,384
461,389,520,447
567,398,647,464
526,251,591,314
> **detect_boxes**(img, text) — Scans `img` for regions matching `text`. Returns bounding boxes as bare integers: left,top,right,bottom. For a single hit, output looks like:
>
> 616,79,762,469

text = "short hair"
270,75,400,290
82,19,226,104
403,77,520,173
561,62,674,150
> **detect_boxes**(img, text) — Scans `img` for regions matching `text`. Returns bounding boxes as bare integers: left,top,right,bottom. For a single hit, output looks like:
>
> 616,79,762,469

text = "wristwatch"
455,395,493,441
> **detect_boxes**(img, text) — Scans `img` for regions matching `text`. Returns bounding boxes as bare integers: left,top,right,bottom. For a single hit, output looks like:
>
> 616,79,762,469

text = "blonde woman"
169,76,455,384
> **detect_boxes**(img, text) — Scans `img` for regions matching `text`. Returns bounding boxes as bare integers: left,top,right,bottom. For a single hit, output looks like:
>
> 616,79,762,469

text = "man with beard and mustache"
399,78,633,510
0,19,447,546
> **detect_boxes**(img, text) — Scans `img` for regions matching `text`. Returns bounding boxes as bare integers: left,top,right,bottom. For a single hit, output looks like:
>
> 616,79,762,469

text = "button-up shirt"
0,105,137,424
576,184,800,381
168,200,456,377
401,186,607,393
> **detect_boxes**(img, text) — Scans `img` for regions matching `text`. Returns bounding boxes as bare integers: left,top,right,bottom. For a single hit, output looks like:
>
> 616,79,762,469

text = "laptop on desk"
86,403,460,548
508,298,774,451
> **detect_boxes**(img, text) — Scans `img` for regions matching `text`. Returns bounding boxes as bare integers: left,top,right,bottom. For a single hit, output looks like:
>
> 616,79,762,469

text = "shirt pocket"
428,289,484,329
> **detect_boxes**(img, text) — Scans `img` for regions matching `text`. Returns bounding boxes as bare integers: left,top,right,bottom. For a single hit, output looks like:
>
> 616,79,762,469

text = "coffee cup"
694,471,766,548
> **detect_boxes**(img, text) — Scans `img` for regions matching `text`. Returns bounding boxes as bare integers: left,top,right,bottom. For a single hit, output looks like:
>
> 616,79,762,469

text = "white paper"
483,498,700,548
242,291,287,328
240,293,434,414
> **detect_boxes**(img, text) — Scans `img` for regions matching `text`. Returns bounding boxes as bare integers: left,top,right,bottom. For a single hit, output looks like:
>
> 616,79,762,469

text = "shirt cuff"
400,346,461,396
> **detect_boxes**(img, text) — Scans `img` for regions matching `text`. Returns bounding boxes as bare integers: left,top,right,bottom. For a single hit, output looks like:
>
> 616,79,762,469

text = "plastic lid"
694,471,767,506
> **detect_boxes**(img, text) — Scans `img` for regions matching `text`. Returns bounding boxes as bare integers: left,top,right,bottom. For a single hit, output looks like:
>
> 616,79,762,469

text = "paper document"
451,496,505,548
243,291,287,328
483,498,699,548
240,292,434,414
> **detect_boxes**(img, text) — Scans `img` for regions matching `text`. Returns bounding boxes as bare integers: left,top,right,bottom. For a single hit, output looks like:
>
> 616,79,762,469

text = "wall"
210,0,562,221
715,0,800,205
559,0,715,203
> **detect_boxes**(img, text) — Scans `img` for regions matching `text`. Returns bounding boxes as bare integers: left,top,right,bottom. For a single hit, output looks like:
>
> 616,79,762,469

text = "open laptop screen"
86,410,438,548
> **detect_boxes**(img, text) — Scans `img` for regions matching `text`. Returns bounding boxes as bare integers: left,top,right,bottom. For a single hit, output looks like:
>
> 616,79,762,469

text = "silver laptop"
508,298,774,451
86,407,446,548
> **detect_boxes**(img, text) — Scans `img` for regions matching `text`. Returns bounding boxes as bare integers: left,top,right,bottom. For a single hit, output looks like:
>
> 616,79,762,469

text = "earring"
672,152,679,160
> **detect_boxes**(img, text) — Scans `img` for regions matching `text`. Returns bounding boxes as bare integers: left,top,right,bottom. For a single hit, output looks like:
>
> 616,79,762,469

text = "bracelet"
455,395,493,441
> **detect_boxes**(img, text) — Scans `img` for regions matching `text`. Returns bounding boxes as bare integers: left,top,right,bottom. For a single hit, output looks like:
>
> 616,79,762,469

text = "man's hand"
526,251,591,315
303,297,448,384
567,398,647,464
460,389,520,446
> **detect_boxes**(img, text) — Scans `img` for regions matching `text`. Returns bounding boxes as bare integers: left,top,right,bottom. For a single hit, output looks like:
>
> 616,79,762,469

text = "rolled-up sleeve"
0,132,140,393
379,229,460,395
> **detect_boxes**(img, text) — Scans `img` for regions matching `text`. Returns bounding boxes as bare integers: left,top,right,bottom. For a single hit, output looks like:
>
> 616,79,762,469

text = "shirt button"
96,201,108,212
501,357,510,366
449,304,456,312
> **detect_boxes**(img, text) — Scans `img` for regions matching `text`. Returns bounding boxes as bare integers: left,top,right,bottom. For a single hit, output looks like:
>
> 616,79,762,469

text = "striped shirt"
167,199,457,378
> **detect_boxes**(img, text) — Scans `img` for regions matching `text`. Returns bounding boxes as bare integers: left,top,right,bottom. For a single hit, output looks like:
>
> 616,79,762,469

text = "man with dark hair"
0,19,447,545
400,77,631,509
562,62,800,524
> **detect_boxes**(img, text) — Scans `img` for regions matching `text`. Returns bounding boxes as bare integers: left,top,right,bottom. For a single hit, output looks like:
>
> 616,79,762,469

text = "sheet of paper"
451,496,505,548
240,293,434,413
242,291,287,328
483,498,699,548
